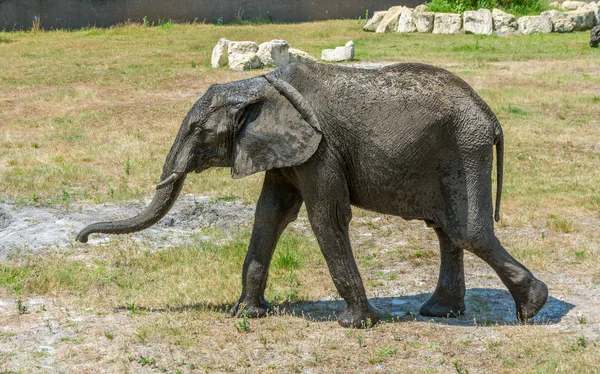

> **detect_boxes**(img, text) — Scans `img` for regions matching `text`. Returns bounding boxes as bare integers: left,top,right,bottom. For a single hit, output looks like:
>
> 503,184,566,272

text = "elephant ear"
231,75,322,179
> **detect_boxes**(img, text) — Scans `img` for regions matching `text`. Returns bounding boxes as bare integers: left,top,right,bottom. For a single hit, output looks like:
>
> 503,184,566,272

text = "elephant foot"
338,305,380,328
229,297,271,318
513,278,548,321
420,295,465,318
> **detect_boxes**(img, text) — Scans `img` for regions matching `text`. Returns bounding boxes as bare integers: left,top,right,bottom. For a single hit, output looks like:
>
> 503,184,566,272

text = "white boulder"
541,10,575,32
321,41,354,62
211,38,229,68
517,15,553,34
397,9,417,33
289,48,317,63
228,41,262,71
433,13,463,34
257,40,290,68
562,1,588,10
567,9,597,30
414,11,435,33
376,6,407,33
492,8,518,35
463,9,493,35
415,4,428,13
363,11,387,32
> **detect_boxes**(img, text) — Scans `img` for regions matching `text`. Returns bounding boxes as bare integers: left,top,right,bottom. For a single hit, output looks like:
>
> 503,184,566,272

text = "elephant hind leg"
420,227,466,318
450,227,548,320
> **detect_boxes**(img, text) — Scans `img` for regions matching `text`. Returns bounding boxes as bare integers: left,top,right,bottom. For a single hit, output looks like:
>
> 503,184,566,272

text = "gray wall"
0,0,425,30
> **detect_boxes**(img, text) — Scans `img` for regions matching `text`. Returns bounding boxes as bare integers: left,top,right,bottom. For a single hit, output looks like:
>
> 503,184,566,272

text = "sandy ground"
0,196,598,372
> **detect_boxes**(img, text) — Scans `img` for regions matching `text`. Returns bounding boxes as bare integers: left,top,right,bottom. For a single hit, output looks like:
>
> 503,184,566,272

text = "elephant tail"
494,128,504,222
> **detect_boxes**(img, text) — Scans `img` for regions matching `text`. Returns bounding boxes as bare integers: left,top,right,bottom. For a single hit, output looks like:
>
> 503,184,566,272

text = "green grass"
1,20,599,373
426,0,554,17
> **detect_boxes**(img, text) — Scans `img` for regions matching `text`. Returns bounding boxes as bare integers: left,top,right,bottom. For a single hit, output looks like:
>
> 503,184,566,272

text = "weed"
369,345,397,364
235,309,250,333
190,59,197,68
16,297,28,314
45,319,53,332
138,356,156,366
104,330,115,340
126,302,139,314
158,19,174,30
547,216,575,233
577,315,587,325
142,16,149,27
125,156,132,176
452,360,469,374
30,16,41,32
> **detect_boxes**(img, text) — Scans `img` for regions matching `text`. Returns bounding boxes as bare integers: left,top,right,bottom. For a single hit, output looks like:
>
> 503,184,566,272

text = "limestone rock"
376,6,407,33
541,10,575,33
257,40,290,67
590,25,600,47
585,2,600,26
363,11,387,32
517,15,553,34
321,41,354,62
414,11,435,33
415,4,428,13
211,38,229,68
562,1,588,10
492,8,517,35
433,13,462,34
289,48,317,63
228,41,262,71
566,9,596,31
463,9,493,35
397,9,417,33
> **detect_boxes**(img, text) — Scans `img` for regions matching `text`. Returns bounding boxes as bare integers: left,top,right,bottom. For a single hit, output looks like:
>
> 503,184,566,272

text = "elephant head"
76,74,322,243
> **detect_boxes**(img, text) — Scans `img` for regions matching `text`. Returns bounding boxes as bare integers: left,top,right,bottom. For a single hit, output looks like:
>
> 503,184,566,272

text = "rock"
376,6,407,33
566,9,596,31
517,15,553,34
541,10,575,33
492,8,518,35
289,48,317,63
414,11,435,33
591,25,600,47
363,11,387,32
585,2,600,25
397,9,417,33
562,1,588,10
211,38,229,68
463,8,493,35
321,41,354,62
433,13,463,34
415,4,428,13
257,39,290,67
228,41,262,71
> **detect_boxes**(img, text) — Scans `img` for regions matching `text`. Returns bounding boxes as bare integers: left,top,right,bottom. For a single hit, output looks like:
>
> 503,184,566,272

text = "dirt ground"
0,195,598,373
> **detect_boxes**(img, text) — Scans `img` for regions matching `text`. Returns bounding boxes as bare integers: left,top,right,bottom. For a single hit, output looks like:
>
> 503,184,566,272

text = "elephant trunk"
76,174,186,243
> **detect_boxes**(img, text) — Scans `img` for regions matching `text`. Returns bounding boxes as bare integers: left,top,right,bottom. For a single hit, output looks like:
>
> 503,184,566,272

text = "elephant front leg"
303,178,379,328
420,227,466,317
230,171,302,318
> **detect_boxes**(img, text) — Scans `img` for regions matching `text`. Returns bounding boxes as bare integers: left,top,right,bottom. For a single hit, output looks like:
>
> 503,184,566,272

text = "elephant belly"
347,169,444,221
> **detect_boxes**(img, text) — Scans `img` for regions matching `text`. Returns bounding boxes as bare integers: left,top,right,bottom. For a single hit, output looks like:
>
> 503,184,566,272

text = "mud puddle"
0,195,255,260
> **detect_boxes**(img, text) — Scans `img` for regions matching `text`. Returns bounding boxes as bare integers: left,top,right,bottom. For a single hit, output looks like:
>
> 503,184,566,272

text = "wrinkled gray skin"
77,61,548,328
591,26,600,48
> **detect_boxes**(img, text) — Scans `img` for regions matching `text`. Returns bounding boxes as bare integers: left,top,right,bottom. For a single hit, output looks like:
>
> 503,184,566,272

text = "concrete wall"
0,0,425,30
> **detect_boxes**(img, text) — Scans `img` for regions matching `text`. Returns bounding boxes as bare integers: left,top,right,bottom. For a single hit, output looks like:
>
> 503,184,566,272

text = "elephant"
77,61,548,328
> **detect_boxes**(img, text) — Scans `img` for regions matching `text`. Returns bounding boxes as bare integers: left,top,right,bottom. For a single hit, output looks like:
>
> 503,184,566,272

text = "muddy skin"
77,61,548,327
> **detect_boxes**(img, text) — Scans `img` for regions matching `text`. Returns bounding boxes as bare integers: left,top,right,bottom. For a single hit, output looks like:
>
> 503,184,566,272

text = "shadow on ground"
116,288,574,327
280,288,575,326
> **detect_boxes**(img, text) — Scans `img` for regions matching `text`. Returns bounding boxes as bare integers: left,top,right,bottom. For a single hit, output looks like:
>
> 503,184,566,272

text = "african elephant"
77,61,548,328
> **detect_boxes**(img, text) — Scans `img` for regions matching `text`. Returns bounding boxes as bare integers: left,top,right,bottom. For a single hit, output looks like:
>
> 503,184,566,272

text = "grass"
0,20,599,372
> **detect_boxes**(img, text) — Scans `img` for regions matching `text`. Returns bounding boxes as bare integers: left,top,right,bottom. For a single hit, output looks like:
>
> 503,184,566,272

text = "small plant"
125,156,132,176
126,302,139,314
190,59,197,68
452,359,469,374
32,192,38,202
577,315,587,324
142,16,149,27
235,309,250,333
17,297,28,314
365,9,369,20
159,19,174,30
104,330,115,340
138,356,156,366
368,344,397,364
30,16,41,32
